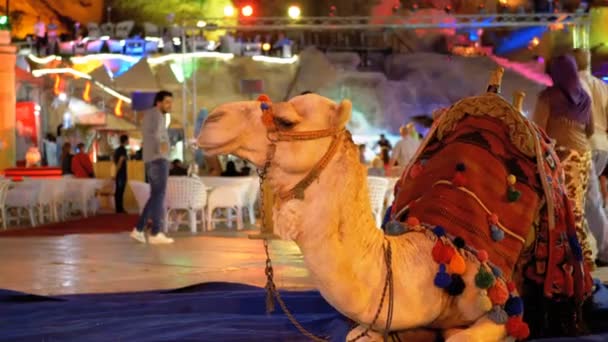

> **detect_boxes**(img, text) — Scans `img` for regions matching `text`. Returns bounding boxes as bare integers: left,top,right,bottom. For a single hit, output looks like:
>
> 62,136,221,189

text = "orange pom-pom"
257,94,271,102
452,172,467,187
488,281,509,305
406,216,420,227
448,252,466,275
506,316,530,340
489,213,499,225
432,241,455,264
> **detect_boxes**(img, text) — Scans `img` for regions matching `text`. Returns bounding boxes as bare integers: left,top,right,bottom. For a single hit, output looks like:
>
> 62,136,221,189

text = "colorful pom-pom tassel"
260,102,270,110
453,237,466,249
477,250,489,263
434,264,452,288
406,216,420,227
507,187,522,202
452,172,467,187
505,296,524,316
475,267,495,289
258,94,271,102
490,265,503,278
507,174,517,185
506,316,530,340
262,112,274,127
488,281,509,305
446,274,466,296
488,306,509,324
488,213,499,225
432,226,446,237
490,225,505,242
506,281,516,293
477,290,493,312
432,240,455,264
385,221,406,236
448,252,466,275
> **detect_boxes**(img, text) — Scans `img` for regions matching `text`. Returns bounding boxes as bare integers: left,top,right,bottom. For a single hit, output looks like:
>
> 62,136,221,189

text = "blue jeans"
136,159,169,235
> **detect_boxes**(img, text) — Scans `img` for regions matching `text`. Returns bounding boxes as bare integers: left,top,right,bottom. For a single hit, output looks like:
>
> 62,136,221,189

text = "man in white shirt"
573,48,608,266
389,123,420,170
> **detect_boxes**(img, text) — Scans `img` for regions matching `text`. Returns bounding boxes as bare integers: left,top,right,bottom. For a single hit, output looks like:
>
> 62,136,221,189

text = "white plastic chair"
114,21,134,39
5,180,42,227
129,181,150,214
100,23,115,37
367,176,389,228
244,176,260,224
164,177,207,233
206,183,250,231
0,180,11,229
86,22,101,39
385,177,399,210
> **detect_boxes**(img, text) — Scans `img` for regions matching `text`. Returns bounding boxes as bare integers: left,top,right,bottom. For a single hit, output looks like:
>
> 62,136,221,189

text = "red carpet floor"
0,214,138,237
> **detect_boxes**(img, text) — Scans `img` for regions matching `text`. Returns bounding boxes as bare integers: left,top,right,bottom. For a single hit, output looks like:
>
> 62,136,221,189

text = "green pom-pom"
475,267,495,289
507,187,521,202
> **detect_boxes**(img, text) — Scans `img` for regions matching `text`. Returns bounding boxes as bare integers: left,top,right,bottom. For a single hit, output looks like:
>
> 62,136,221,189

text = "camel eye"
274,117,296,129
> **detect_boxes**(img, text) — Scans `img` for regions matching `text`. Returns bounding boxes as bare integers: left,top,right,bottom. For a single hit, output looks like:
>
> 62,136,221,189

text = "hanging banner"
15,102,37,162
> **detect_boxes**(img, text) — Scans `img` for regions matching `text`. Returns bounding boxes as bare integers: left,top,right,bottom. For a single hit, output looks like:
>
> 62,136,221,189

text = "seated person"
169,159,188,176
367,157,385,177
71,143,95,178
221,160,241,177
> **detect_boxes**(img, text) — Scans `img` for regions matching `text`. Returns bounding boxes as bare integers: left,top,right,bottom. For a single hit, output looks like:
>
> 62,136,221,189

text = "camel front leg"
444,316,509,342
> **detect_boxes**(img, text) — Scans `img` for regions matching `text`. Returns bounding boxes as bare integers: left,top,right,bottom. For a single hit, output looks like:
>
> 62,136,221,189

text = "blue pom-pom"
488,306,509,324
434,270,452,288
504,296,524,316
490,265,503,278
568,235,583,262
456,162,466,172
491,225,505,242
261,103,270,110
381,205,392,229
385,221,407,236
432,226,446,237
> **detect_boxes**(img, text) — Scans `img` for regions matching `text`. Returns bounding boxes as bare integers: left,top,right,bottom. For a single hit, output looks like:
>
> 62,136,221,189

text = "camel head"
197,94,352,193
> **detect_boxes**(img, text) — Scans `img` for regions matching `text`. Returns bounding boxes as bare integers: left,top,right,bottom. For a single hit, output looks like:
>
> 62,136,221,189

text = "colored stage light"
224,5,236,17
288,5,301,19
241,5,253,17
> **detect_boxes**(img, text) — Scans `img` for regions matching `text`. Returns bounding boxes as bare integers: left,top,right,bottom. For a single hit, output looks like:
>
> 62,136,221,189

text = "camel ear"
333,99,352,128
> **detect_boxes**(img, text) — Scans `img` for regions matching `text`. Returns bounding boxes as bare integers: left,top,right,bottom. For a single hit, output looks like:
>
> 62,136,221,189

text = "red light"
242,5,253,17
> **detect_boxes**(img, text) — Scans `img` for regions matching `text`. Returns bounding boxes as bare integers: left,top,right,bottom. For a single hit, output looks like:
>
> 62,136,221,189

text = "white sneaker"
130,228,146,244
148,232,174,245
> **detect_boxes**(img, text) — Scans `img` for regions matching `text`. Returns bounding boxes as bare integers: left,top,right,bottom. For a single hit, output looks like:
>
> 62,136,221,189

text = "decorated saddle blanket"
387,93,593,337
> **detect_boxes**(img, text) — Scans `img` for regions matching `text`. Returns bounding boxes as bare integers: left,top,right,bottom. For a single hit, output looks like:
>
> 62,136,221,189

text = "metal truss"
190,13,590,31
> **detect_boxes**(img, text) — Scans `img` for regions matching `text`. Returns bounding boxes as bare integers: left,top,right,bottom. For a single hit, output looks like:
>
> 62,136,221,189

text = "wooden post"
249,181,280,240
0,30,16,171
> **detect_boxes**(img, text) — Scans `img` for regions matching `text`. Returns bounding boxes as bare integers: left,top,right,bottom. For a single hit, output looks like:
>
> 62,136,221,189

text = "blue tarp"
1,281,607,342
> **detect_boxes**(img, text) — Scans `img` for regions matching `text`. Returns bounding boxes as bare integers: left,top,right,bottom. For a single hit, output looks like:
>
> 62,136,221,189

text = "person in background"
60,142,73,175
43,133,58,167
131,90,174,245
368,157,385,177
532,54,596,269
71,143,95,178
221,160,241,177
240,161,252,176
34,16,46,55
374,134,392,153
359,144,367,164
113,134,129,214
389,123,420,168
46,18,58,55
573,48,608,267
169,159,188,176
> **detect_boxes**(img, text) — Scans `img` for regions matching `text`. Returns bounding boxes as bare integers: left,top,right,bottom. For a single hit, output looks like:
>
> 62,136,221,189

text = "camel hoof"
346,325,383,342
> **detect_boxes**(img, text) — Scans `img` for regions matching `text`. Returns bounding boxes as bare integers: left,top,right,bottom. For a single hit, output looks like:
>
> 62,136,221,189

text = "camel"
197,71,592,341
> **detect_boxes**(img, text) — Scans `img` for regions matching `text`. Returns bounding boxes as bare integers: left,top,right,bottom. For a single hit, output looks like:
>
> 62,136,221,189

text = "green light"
0,16,7,25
